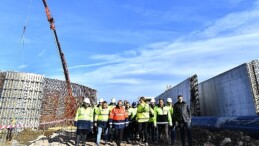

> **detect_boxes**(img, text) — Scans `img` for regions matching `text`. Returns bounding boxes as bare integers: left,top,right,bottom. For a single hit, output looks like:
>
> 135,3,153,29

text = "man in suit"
173,95,192,146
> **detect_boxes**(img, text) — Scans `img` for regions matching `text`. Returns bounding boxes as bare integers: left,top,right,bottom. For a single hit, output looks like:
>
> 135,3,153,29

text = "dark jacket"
173,101,191,123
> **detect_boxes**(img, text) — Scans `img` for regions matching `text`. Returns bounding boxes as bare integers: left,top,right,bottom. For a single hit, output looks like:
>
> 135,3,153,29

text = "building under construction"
0,71,96,130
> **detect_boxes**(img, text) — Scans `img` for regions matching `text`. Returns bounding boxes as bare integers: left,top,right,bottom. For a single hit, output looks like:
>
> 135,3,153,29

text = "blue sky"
0,0,259,103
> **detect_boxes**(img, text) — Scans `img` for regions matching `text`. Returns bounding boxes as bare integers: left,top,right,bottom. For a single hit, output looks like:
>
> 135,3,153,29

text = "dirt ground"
2,127,259,146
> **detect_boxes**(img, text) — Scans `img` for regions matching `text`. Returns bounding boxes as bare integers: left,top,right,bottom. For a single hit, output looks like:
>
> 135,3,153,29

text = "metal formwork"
0,72,44,128
39,78,97,127
247,60,259,115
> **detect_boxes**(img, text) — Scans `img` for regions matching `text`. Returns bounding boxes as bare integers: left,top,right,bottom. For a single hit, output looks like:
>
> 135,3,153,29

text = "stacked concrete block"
0,72,44,127
0,71,97,129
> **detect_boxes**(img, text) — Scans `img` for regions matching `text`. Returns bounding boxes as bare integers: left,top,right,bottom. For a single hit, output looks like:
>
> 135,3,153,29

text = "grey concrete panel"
199,63,257,116
156,78,191,106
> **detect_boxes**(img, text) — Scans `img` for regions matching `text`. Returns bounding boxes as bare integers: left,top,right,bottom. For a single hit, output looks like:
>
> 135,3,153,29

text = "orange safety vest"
109,106,128,129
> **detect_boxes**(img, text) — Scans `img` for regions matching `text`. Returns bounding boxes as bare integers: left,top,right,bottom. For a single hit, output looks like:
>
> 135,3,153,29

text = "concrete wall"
0,71,97,128
155,60,258,117
155,75,200,116
199,63,257,116
0,72,44,127
156,78,191,105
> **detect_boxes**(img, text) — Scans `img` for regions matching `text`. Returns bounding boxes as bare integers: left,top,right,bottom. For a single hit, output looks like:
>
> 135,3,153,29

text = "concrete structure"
199,60,259,116
156,60,259,117
0,71,96,128
0,72,44,127
156,75,200,116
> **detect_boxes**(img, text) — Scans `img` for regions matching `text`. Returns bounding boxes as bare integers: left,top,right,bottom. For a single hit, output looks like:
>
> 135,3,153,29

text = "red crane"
42,0,76,121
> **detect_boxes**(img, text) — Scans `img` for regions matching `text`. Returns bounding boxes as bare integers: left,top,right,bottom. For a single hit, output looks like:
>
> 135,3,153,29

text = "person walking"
95,101,109,146
93,98,104,143
6,118,16,141
167,98,176,145
108,98,116,112
124,101,132,143
108,97,117,141
137,97,150,146
148,98,156,143
74,98,94,146
128,102,138,143
154,99,172,145
173,95,192,146
109,100,129,146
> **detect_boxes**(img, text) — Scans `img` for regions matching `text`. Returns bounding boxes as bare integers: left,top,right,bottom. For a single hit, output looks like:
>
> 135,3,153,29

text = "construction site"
1,0,259,146
0,60,259,146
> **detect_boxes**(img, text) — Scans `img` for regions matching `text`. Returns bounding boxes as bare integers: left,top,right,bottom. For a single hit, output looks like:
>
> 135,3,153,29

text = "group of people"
74,95,192,146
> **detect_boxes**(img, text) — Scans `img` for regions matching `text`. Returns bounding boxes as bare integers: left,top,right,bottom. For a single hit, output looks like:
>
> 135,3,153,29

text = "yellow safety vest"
154,105,172,126
149,107,155,123
137,103,150,123
75,106,94,122
95,108,109,122
108,104,116,112
128,107,137,121
167,105,173,115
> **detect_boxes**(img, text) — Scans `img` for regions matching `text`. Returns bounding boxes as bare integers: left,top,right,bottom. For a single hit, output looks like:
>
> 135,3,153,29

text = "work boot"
75,135,80,146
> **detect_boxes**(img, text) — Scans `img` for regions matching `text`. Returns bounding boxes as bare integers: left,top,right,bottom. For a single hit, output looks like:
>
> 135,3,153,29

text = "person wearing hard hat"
97,98,104,108
137,97,150,146
93,98,104,142
108,97,117,141
124,101,131,143
108,98,116,112
148,98,156,143
127,102,138,143
95,101,109,146
6,118,16,141
167,97,176,145
154,98,172,145
74,97,94,146
109,100,129,146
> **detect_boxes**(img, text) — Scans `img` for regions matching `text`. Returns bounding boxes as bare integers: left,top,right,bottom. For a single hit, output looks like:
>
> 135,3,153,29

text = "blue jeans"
96,127,108,145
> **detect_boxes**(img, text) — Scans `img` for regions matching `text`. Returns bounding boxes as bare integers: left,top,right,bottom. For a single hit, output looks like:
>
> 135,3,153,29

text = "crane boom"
42,0,75,120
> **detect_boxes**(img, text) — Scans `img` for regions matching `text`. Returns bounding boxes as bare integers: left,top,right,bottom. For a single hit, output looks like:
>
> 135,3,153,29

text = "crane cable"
20,0,33,67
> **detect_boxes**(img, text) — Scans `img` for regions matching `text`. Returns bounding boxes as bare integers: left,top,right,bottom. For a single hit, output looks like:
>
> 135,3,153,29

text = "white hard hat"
111,97,116,103
150,98,155,103
167,98,172,103
99,98,104,102
84,98,90,104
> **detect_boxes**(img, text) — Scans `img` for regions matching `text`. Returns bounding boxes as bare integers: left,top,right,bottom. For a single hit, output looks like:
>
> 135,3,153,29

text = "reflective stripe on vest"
75,107,94,121
96,108,109,122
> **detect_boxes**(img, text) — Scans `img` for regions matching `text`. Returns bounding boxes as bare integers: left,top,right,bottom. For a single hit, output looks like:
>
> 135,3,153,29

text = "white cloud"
18,64,28,69
46,1,259,102
38,49,46,57
198,2,259,38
